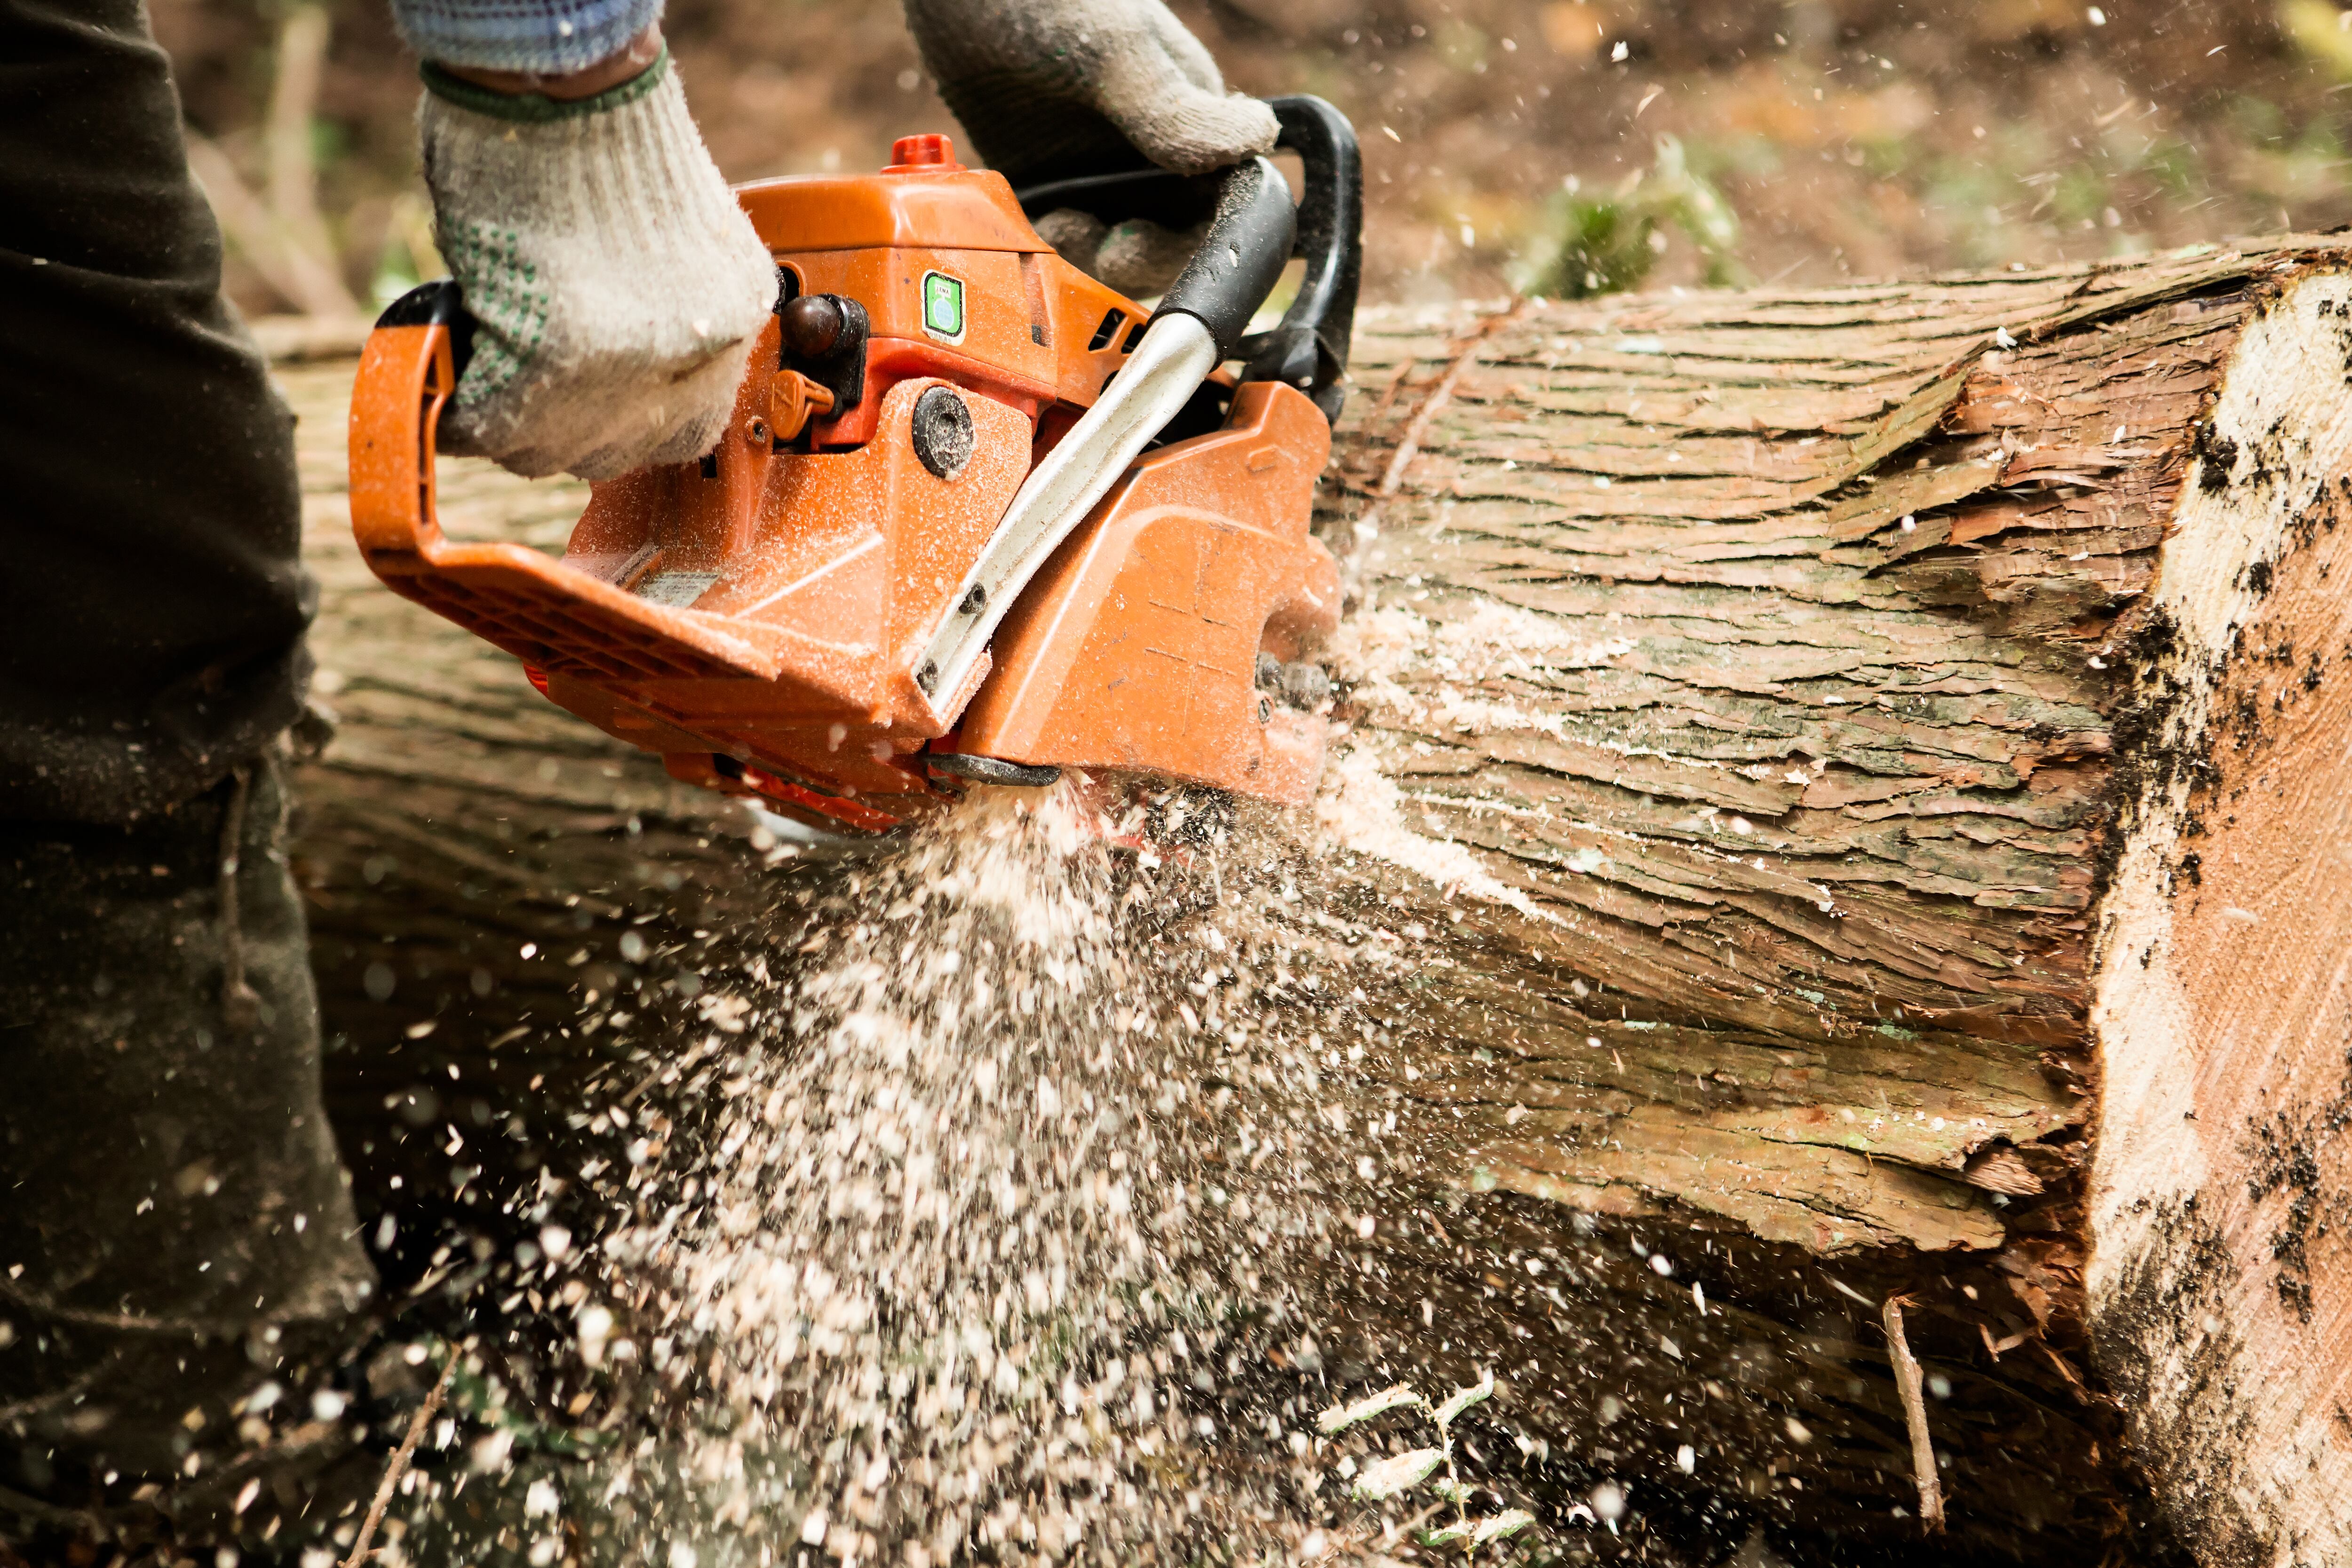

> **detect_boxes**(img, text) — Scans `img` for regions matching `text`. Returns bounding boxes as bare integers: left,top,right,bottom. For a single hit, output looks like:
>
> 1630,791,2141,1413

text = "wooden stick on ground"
1881,1297,1944,1534
339,1351,456,1568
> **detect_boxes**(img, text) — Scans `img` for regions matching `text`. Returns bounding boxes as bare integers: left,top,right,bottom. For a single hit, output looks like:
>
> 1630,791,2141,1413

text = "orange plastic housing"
347,135,1339,834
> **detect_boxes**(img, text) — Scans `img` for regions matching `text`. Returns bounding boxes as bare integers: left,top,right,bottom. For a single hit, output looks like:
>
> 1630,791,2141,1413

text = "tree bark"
1296,239,2352,1564
281,238,2352,1564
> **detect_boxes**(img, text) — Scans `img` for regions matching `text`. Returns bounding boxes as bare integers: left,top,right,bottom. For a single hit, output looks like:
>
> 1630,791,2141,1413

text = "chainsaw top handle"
1013,95,1363,422
367,93,1360,436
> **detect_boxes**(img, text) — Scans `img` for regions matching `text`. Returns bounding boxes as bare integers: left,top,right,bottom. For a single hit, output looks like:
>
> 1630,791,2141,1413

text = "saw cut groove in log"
278,240,2352,1565
1287,242,2352,1560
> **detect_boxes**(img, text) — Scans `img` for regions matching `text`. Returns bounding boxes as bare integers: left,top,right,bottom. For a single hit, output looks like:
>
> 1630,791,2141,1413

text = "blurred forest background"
156,0,2352,320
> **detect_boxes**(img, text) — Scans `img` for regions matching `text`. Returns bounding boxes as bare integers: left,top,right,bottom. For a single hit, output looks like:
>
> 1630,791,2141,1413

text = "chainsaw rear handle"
1012,95,1363,421
377,277,475,377
350,278,471,564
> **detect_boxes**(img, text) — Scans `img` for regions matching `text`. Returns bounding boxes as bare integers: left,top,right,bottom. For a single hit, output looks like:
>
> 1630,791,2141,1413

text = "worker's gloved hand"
417,50,776,481
1029,207,1204,299
903,0,1277,292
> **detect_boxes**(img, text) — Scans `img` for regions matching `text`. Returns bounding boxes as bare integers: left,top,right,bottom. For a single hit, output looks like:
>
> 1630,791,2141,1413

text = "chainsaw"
349,97,1360,837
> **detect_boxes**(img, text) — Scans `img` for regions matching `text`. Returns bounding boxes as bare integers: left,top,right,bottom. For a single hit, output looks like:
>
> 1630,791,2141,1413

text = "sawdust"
1324,593,1637,748
1311,743,1551,925
534,787,1385,1566
1310,589,1638,921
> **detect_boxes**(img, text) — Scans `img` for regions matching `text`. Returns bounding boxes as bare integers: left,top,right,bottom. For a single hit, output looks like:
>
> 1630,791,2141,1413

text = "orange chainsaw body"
348,135,1340,835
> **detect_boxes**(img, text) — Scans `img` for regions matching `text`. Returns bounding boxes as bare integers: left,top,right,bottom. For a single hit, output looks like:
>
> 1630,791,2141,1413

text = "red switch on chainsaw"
349,99,1361,836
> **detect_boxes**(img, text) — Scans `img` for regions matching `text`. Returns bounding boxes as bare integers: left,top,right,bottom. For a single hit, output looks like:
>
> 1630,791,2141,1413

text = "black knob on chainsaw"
780,295,846,358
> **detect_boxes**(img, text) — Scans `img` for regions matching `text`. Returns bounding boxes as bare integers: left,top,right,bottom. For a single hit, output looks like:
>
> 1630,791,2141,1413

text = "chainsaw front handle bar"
1149,156,1296,361
915,151,1299,718
913,308,1221,719
1248,97,1363,421
1013,94,1363,421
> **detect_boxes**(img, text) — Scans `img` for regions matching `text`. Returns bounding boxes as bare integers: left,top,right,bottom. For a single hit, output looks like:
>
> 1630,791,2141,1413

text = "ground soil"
154,0,2352,315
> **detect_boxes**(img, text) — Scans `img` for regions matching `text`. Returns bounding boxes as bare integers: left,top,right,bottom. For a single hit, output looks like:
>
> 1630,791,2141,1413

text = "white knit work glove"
418,54,776,481
903,0,1277,292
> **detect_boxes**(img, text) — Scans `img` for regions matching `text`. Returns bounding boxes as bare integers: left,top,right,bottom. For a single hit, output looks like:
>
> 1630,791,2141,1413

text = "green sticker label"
922,271,965,340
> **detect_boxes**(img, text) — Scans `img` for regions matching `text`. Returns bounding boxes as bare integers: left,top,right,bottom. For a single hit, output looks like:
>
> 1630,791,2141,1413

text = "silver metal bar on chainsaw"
912,310,1219,722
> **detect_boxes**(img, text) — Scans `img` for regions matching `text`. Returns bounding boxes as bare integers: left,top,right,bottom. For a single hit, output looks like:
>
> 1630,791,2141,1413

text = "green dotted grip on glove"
413,47,779,480
431,221,547,411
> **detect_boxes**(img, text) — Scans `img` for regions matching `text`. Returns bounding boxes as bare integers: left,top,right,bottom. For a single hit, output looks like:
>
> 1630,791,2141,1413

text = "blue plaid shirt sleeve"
389,0,662,74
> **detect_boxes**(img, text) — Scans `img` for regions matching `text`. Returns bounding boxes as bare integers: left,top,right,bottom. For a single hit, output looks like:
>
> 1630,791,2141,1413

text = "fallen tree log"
282,237,2352,1564
1292,239,2352,1564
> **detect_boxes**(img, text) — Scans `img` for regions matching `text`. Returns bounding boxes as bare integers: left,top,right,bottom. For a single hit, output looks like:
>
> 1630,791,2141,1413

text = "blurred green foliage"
1432,17,1489,74
1521,136,1746,299
2280,0,2352,80
1533,199,1656,299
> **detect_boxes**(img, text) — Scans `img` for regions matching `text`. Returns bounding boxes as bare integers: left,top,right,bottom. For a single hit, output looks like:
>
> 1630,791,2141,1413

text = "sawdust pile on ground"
549,788,1380,1566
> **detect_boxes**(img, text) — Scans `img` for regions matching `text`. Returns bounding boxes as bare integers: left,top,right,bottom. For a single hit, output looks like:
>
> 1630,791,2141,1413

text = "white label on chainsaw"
634,570,721,609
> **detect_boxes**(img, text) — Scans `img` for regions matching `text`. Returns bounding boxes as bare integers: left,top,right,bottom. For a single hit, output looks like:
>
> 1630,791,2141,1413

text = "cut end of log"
2090,268,2352,1563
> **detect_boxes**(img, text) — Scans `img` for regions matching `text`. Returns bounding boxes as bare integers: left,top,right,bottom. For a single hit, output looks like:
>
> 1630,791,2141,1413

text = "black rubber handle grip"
1148,157,1296,360
375,277,476,379
1241,96,1363,422
1012,96,1365,422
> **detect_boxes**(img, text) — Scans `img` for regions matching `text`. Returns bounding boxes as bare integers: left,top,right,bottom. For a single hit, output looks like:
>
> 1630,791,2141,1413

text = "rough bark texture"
280,239,2352,1564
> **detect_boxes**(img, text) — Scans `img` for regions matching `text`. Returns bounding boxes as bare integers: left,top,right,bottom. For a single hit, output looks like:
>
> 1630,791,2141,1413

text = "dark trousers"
0,0,375,1547
0,0,313,825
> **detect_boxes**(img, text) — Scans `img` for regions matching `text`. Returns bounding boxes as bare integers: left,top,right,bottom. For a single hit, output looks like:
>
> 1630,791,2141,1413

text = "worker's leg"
0,0,317,819
0,759,379,1545
0,0,378,1548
